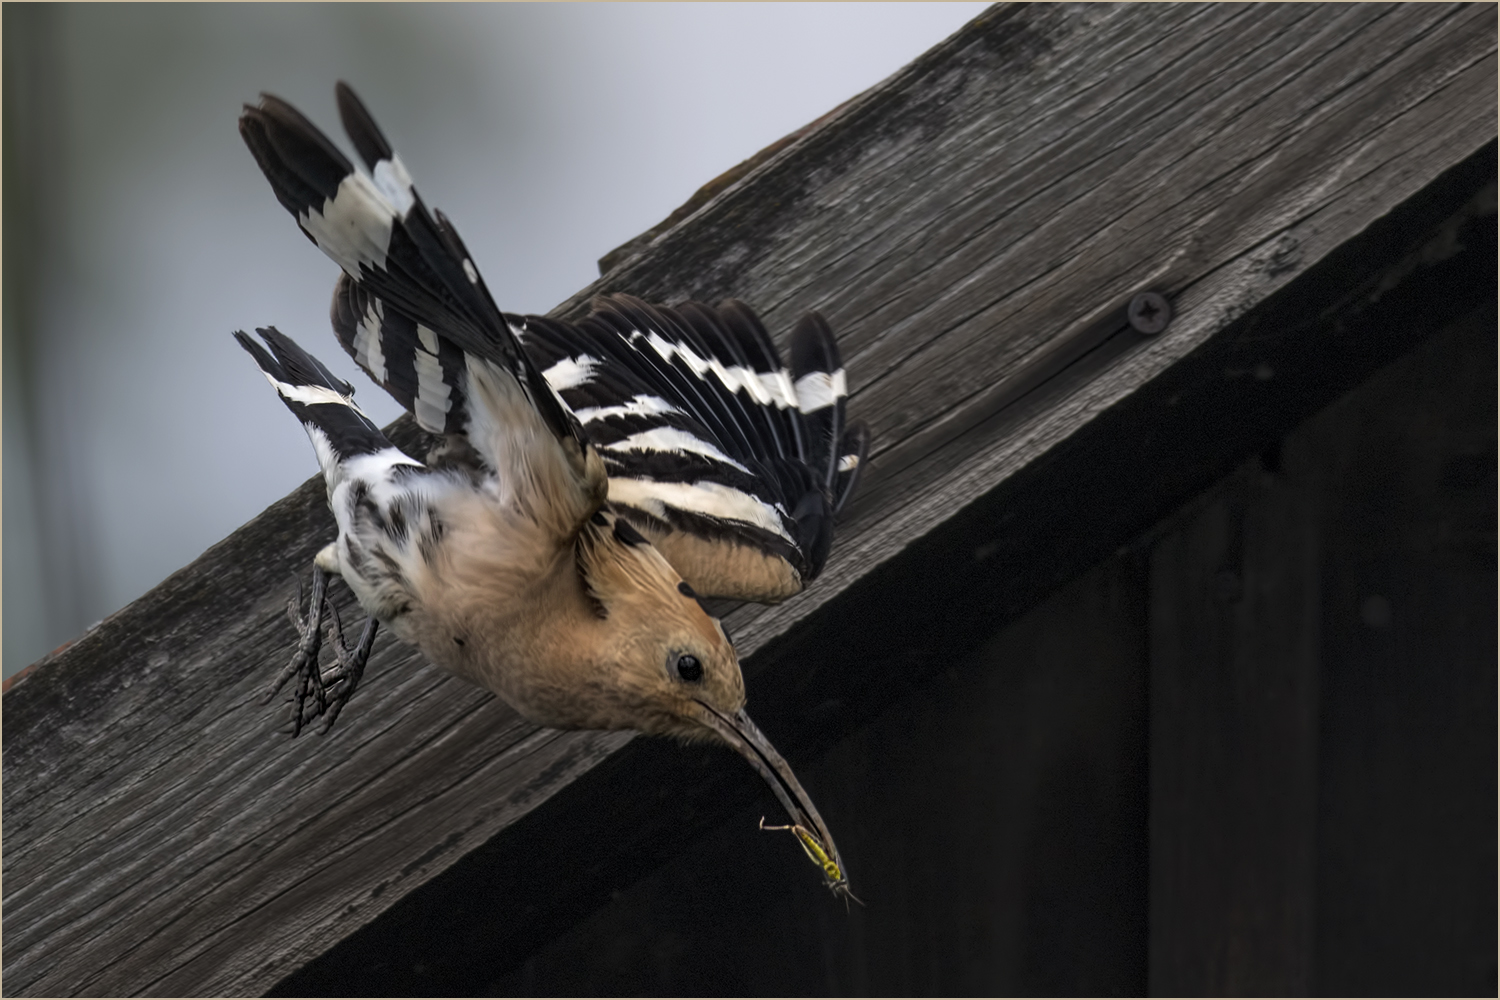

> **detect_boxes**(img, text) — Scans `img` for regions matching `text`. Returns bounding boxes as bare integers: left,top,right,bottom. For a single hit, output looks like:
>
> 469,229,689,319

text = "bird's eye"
673,653,704,683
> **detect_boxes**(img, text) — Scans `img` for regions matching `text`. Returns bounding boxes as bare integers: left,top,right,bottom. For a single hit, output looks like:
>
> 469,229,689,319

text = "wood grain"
4,4,1495,995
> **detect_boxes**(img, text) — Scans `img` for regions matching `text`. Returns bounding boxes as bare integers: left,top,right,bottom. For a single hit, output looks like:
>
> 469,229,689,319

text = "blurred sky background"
2,3,989,676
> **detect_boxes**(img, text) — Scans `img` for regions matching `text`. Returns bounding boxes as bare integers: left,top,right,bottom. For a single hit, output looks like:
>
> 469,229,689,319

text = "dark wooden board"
4,4,1495,995
1305,313,1498,995
1149,460,1321,994
1147,304,1498,996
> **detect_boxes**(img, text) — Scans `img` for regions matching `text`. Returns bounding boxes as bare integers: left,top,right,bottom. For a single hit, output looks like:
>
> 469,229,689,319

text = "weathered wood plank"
4,4,1495,995
1302,313,1498,994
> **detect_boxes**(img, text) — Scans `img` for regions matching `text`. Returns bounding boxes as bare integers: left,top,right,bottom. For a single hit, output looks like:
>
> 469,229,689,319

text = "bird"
236,82,869,902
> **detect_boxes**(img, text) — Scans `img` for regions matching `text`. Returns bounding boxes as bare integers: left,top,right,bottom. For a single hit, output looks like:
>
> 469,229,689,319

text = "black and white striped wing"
241,84,868,603
239,84,602,535
522,295,869,603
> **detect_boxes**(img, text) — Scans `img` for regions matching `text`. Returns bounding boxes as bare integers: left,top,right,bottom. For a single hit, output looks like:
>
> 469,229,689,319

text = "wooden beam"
1147,304,1498,996
4,4,1494,995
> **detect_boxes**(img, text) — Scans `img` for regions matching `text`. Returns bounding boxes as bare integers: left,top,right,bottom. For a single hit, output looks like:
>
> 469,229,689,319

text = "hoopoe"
237,84,868,901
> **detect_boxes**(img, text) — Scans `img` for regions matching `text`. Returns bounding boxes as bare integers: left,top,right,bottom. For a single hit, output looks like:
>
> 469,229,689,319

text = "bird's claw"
314,600,378,734
269,565,377,736
264,569,327,711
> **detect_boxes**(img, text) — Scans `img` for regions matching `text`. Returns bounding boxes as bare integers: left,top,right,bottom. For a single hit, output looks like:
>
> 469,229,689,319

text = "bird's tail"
235,326,406,474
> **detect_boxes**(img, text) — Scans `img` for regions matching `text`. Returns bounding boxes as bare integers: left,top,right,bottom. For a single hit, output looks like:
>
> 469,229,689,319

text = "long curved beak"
693,700,854,901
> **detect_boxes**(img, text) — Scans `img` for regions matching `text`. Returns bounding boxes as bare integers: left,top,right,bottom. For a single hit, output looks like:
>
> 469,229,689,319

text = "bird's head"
574,507,855,901
573,508,743,734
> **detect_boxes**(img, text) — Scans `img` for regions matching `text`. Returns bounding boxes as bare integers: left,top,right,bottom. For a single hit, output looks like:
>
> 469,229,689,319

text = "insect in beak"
760,816,864,908
693,700,859,903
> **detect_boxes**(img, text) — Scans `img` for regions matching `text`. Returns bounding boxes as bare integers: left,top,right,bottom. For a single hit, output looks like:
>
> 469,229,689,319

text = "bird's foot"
302,599,379,734
266,564,330,737
269,564,378,736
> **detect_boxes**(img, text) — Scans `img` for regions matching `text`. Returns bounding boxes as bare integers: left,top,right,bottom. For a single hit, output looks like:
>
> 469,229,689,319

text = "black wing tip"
590,291,652,318
790,310,840,378
840,420,870,458
713,298,765,332
714,299,785,377
238,90,354,213
335,81,395,169
791,489,836,582
240,92,347,163
833,421,870,516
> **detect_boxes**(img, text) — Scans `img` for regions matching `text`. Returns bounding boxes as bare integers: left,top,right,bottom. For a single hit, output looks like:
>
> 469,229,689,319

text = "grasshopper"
760,817,864,907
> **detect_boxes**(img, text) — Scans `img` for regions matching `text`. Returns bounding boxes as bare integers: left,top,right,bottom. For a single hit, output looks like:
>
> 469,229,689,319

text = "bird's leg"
310,598,379,734
266,564,331,737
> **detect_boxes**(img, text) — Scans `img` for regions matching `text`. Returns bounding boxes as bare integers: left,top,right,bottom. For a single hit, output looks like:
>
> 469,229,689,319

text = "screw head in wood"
1127,291,1172,335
